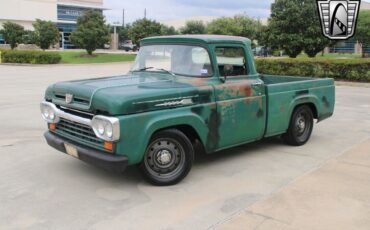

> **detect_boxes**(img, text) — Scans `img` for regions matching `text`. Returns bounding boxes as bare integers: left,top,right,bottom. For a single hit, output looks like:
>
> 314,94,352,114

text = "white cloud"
103,0,273,24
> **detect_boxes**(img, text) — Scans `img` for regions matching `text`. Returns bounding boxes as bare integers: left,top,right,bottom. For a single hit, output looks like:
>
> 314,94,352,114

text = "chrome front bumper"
40,101,92,126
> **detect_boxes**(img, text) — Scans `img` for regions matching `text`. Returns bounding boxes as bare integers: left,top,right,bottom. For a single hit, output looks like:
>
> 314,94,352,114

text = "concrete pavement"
219,139,370,230
0,63,369,230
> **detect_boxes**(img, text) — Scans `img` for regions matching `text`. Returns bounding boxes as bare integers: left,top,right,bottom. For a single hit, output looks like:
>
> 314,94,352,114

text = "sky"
103,0,275,24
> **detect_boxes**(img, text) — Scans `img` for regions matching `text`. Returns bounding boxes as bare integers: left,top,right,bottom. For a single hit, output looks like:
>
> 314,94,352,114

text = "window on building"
0,33,4,44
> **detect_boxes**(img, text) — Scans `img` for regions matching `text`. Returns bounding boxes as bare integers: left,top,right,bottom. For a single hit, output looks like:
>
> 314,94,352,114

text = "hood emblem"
65,94,74,104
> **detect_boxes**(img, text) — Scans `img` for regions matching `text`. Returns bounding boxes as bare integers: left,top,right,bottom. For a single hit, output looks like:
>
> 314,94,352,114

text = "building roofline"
57,3,109,10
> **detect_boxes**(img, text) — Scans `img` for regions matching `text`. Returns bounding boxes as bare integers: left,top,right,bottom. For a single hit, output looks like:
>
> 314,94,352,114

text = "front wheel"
283,105,314,146
139,129,194,186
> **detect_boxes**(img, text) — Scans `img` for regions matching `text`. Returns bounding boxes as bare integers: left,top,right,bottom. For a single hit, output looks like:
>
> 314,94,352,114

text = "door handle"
252,82,263,87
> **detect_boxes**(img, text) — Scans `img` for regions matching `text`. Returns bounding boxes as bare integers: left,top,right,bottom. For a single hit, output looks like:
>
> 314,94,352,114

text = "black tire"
139,129,194,186
283,105,314,146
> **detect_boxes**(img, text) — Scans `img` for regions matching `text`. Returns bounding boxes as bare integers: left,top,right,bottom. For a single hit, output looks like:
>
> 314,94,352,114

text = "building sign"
65,10,82,17
57,5,85,21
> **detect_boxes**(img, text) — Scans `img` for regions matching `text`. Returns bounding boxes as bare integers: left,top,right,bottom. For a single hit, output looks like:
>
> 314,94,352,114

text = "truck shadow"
194,137,283,165
70,137,284,185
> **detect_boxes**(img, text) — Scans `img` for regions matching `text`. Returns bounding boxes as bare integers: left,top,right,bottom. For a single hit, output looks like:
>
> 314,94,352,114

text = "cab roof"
140,35,251,46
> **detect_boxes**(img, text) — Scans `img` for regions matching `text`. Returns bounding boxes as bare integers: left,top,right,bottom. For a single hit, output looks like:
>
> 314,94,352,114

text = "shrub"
2,21,25,49
1,50,61,64
255,59,370,82
33,19,59,50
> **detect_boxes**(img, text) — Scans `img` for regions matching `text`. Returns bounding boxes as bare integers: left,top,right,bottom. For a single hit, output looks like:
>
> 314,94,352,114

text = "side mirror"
221,65,233,83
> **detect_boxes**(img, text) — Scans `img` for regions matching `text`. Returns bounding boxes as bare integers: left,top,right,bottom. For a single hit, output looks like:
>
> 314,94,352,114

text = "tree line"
0,19,59,50
117,0,369,58
1,0,369,58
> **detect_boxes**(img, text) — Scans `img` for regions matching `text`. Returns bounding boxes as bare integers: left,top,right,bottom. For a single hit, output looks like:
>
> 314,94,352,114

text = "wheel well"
295,103,318,119
154,125,205,153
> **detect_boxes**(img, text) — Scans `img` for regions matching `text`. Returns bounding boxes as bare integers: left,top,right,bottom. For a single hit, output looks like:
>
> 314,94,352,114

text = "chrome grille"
54,118,105,150
54,94,90,106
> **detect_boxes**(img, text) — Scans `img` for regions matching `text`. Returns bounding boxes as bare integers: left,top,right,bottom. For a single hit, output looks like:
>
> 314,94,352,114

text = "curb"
335,81,370,88
0,61,134,67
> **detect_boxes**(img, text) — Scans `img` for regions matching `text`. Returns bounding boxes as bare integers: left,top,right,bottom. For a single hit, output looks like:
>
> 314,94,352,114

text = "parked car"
119,40,137,51
253,46,272,57
41,35,335,185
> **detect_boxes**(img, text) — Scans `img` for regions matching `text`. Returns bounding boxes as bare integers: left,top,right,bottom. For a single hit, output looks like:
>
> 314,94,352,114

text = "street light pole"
122,9,125,26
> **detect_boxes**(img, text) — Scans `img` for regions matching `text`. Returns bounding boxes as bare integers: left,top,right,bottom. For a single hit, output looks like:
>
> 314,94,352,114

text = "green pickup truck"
41,35,335,185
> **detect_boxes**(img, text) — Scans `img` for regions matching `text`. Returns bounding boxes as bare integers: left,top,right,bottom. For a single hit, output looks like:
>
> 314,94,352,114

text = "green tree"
71,10,110,55
33,19,59,50
207,16,263,48
356,11,370,58
128,19,162,45
2,21,24,49
22,30,37,44
266,0,329,58
301,1,330,57
207,16,262,40
180,20,206,34
118,25,131,42
160,24,178,35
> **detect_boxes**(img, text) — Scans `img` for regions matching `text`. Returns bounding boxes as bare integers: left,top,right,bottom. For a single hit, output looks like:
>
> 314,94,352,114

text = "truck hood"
45,73,214,115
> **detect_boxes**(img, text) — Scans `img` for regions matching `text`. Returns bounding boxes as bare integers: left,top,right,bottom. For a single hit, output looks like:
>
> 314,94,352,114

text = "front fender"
116,106,209,165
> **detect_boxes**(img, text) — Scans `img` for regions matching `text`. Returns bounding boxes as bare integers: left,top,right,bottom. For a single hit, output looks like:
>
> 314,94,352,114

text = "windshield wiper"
132,67,176,77
155,68,176,77
132,67,154,72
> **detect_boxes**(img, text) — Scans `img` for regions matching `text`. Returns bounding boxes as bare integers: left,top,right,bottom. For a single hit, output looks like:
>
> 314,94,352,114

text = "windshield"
131,44,213,77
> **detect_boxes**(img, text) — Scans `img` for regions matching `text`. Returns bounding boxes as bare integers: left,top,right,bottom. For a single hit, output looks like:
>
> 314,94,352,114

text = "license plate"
65,143,79,158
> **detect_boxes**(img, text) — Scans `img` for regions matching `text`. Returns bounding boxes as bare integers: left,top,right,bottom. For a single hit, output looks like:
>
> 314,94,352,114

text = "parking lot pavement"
218,139,370,230
0,63,369,230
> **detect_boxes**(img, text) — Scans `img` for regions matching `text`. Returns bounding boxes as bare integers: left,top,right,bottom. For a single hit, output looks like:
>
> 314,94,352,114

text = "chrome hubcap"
144,138,185,177
296,113,307,135
156,150,172,165
298,119,305,130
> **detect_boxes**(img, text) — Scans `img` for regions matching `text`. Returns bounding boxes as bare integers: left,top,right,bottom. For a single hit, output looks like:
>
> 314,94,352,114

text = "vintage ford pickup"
41,35,335,185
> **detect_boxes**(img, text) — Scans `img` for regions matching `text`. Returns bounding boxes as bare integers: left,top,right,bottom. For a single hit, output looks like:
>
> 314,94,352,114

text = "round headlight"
43,107,50,118
91,116,120,141
49,110,55,120
98,123,105,135
105,124,113,138
40,102,60,123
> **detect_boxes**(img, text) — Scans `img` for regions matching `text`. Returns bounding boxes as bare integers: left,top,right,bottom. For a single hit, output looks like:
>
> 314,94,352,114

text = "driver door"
213,46,266,149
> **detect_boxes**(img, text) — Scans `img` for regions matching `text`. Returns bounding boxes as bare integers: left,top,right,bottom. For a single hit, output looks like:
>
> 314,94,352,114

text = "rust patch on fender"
191,104,220,151
206,108,221,150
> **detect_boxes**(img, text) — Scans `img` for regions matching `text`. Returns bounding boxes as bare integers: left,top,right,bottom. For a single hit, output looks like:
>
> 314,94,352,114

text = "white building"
0,0,106,48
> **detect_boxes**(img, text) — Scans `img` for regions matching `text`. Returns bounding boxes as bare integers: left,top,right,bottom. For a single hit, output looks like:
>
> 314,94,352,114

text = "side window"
215,47,247,76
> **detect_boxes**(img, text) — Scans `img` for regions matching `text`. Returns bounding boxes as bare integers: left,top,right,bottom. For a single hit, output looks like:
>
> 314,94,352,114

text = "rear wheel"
283,105,314,146
140,129,194,186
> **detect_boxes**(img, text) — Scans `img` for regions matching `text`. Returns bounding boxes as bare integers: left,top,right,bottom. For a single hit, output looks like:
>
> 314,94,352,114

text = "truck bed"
261,75,335,137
